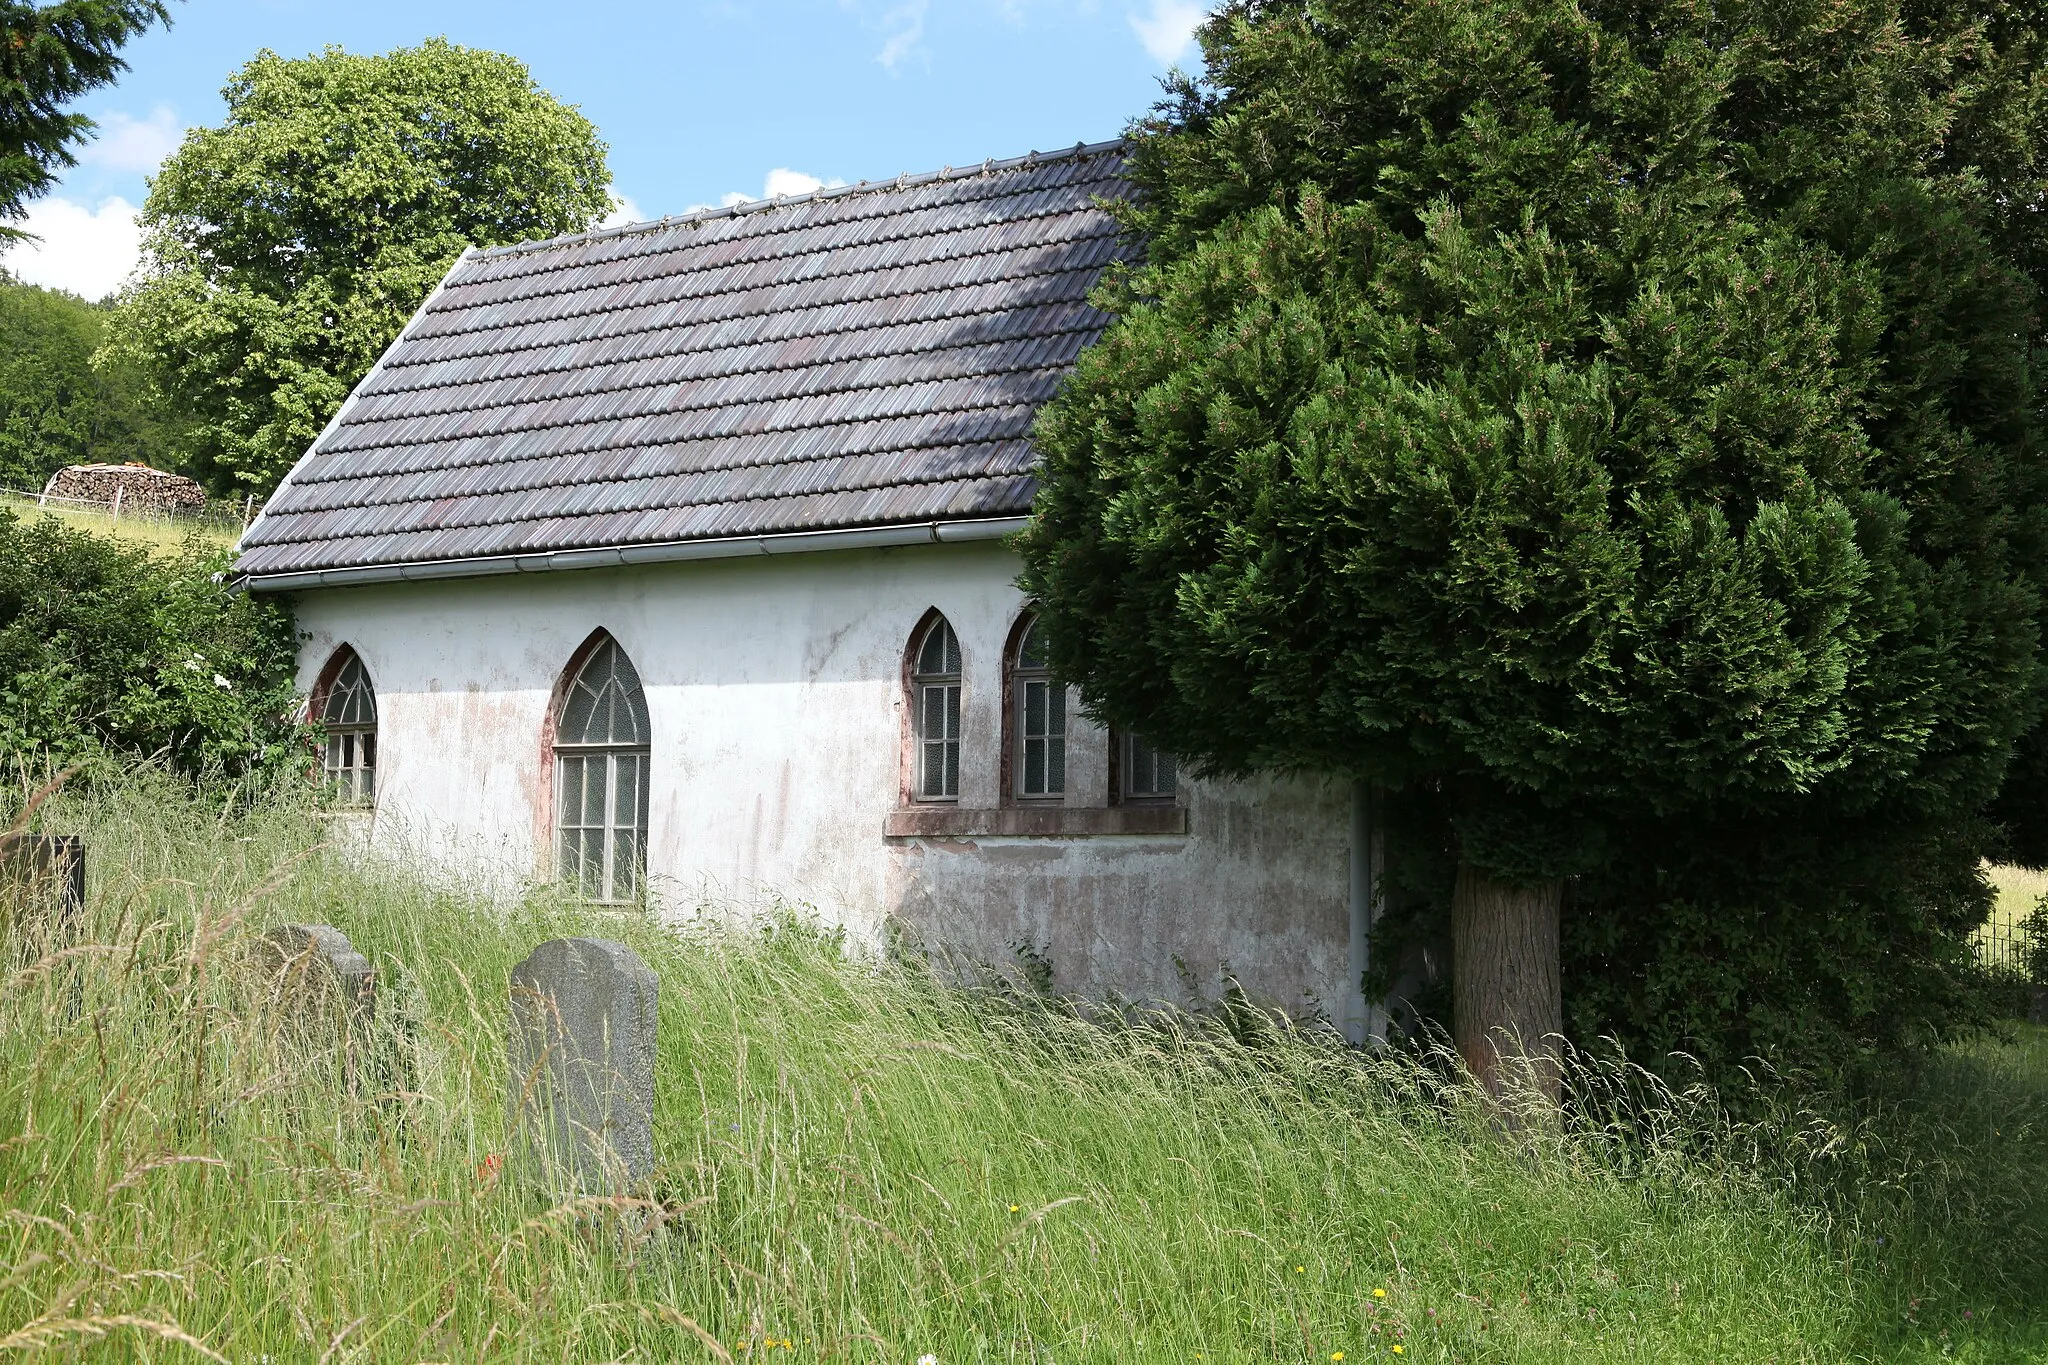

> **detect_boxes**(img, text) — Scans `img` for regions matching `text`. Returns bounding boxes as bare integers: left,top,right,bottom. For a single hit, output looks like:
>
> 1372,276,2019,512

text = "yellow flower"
1333,1354,1346,1361
1010,1205,1020,1213
1373,1287,1387,1299
1391,1347,1404,1356
1295,1265,1306,1274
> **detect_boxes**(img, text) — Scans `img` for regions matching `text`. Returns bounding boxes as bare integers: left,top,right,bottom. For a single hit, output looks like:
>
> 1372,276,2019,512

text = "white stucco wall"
290,540,1354,1017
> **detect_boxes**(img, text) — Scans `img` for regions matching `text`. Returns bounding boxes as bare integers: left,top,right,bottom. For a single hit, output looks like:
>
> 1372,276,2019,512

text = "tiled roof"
234,140,1135,582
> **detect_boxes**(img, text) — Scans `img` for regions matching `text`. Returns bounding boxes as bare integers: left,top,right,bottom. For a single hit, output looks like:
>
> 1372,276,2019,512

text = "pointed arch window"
911,616,962,802
1010,612,1064,800
554,637,651,903
318,650,377,806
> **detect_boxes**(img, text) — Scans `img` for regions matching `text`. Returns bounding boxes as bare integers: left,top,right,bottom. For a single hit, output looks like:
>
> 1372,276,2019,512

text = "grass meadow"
0,771,2044,1362
0,495,239,558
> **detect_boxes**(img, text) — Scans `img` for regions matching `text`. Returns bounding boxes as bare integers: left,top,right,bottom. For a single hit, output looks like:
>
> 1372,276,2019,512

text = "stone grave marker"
508,938,658,1193
251,923,377,1026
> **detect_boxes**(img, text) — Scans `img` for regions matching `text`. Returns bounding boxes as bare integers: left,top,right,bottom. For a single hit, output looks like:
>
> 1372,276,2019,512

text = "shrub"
0,509,299,779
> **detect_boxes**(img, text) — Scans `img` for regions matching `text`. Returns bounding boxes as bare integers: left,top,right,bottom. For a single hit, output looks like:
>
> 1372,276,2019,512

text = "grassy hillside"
0,493,237,558
0,773,2042,1362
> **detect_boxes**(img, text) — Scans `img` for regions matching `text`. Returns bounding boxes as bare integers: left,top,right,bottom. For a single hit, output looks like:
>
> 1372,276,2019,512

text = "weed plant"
0,770,2042,1362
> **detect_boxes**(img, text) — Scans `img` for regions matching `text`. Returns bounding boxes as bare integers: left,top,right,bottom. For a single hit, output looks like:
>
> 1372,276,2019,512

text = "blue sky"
3,0,1208,297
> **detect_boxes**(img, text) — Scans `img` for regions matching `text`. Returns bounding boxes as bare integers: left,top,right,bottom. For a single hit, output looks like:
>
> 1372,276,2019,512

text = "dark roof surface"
235,141,1135,580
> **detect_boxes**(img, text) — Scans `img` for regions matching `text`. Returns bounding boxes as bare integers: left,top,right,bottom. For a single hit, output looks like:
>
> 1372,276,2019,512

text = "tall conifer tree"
0,0,171,234
1021,0,2048,1087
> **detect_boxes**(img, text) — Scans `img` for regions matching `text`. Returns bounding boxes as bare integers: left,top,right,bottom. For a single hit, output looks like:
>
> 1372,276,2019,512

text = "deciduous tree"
1020,0,2048,1088
0,270,179,485
105,39,611,495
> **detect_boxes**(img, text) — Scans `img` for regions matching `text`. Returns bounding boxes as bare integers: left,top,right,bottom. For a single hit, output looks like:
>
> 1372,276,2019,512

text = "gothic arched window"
554,636,651,902
318,648,377,806
1009,612,1064,800
910,615,962,801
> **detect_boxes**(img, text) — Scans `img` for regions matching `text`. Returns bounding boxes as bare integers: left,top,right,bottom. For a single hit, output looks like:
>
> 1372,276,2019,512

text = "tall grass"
0,771,2042,1362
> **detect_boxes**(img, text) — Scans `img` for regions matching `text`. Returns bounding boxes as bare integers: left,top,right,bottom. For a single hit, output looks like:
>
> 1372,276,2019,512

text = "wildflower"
1333,1354,1345,1361
214,673,233,690
476,1152,502,1188
1295,1265,1305,1274
918,1356,939,1365
1391,1348,1404,1356
1373,1287,1387,1299
1010,1204,1020,1213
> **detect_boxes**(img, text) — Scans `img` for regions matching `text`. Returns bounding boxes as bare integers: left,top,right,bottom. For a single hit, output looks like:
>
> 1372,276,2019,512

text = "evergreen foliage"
0,509,298,779
1020,0,2048,1073
103,39,611,496
0,270,181,486
0,0,170,235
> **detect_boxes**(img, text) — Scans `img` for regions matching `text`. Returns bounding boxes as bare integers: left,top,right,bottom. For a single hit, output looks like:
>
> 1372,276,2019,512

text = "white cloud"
1,196,143,300
875,0,930,70
715,169,848,210
602,190,646,229
1130,0,1204,64
80,105,184,174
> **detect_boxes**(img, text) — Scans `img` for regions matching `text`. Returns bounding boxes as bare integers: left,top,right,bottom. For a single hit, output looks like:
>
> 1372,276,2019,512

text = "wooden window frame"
1114,728,1179,805
548,630,652,905
1001,609,1065,805
905,611,963,805
310,645,378,808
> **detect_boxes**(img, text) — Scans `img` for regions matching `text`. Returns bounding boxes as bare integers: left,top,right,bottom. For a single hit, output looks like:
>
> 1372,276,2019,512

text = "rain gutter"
234,515,1031,594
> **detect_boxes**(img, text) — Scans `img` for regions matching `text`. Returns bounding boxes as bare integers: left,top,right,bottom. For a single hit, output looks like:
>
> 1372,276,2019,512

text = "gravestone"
508,938,658,1193
0,834,85,938
251,923,376,1024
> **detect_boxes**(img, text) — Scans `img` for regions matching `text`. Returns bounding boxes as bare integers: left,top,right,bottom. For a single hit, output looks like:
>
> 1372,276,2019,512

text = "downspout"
1346,780,1386,1046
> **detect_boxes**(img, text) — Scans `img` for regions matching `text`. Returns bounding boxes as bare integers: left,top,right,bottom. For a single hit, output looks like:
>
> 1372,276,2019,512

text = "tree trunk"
1452,863,1563,1107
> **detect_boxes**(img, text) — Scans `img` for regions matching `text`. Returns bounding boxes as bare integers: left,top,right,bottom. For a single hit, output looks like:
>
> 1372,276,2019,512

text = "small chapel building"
236,141,1378,1035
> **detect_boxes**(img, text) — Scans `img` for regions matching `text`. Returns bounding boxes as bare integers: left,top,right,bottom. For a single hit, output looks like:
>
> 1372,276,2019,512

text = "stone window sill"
884,805,1187,838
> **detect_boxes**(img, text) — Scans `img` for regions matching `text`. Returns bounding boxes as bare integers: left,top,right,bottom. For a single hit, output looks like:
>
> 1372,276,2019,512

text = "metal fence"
1,486,260,537
1974,917,2032,976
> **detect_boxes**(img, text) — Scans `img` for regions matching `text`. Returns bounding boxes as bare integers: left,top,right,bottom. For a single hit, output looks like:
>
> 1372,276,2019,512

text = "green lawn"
0,773,2042,1362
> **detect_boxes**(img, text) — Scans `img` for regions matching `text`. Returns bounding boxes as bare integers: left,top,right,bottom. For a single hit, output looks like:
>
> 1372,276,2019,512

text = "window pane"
1047,734,1065,794
1024,680,1045,738
613,753,641,826
361,732,376,770
916,619,960,679
1024,737,1045,795
1127,735,1177,799
922,741,946,798
943,738,959,798
1018,617,1047,671
611,829,641,901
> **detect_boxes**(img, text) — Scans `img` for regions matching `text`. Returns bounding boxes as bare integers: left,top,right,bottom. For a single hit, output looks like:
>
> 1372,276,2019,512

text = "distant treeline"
0,270,187,491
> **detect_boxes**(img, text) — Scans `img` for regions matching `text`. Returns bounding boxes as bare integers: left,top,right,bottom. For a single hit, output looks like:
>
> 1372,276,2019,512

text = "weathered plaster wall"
290,540,1353,1016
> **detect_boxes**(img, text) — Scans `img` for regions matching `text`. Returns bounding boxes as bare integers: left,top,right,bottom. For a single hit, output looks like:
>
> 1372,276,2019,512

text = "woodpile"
41,463,207,515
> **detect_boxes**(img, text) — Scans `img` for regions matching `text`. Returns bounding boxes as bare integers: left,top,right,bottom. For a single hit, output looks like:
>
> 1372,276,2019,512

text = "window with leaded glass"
1122,732,1178,802
554,637,651,903
319,651,377,806
1011,613,1064,800
911,616,962,801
